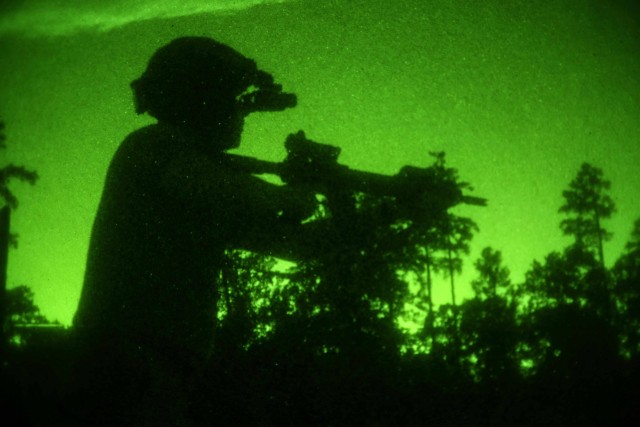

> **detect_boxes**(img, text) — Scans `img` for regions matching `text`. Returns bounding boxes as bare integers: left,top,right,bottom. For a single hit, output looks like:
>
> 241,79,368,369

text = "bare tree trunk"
448,243,456,306
425,256,436,343
595,211,605,268
426,255,433,320
418,251,435,343
0,206,10,359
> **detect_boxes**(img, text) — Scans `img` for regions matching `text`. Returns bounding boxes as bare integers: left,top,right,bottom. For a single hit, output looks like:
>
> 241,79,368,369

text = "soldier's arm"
161,149,330,261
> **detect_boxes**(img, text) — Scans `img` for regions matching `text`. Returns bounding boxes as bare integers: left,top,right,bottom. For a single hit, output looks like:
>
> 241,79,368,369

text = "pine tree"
559,163,615,267
409,226,441,340
470,247,511,300
457,247,518,382
612,218,640,358
438,215,478,307
1,120,39,210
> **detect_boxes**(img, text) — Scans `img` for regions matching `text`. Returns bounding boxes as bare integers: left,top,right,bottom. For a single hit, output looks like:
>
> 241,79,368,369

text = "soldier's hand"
278,187,318,223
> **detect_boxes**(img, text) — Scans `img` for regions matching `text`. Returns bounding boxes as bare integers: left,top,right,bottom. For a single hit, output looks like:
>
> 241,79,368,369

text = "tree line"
1,115,639,425
198,160,638,426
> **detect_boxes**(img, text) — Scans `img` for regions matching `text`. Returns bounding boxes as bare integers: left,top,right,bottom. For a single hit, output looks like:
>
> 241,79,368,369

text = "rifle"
223,131,486,223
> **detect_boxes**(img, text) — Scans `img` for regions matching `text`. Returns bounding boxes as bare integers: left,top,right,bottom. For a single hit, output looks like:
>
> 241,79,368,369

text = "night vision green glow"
1,0,639,328
2,1,640,425
0,0,295,37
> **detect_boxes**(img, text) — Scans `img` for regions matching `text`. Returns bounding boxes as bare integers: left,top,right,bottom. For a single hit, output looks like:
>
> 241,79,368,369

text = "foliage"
521,246,607,311
0,119,39,210
458,296,519,382
3,285,58,347
198,160,638,424
6,159,640,425
612,218,640,358
559,162,615,265
470,247,511,300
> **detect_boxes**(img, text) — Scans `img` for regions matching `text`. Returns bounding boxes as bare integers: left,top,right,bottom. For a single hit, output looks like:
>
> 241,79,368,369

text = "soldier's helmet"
131,37,296,123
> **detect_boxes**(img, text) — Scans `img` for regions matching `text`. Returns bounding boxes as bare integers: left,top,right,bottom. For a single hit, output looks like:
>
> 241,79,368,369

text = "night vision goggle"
236,69,297,114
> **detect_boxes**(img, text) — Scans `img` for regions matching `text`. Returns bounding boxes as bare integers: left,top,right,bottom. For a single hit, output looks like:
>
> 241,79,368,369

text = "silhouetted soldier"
68,37,318,426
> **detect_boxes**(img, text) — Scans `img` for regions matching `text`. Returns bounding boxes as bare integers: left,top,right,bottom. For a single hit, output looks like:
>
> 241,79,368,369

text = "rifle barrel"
223,153,486,207
225,153,395,194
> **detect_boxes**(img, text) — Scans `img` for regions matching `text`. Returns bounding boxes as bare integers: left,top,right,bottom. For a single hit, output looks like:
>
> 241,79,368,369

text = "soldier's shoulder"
115,124,174,156
122,124,171,145
109,125,175,172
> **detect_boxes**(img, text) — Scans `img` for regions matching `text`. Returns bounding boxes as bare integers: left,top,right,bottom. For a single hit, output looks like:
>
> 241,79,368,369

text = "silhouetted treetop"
471,247,511,300
0,119,38,210
623,218,640,255
559,162,615,266
3,285,57,347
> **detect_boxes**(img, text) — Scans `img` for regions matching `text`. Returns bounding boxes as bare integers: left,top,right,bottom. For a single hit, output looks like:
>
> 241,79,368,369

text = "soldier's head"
131,37,296,149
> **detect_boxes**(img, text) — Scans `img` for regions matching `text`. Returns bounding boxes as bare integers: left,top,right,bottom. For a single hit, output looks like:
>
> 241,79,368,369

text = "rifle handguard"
222,131,487,212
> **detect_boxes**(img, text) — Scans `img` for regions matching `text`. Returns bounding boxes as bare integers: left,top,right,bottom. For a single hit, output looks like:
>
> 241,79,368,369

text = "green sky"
1,0,639,325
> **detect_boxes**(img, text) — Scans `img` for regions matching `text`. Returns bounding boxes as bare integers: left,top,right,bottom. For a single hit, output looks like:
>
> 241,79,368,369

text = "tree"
396,153,478,347
0,120,39,210
458,297,519,383
519,244,618,380
214,249,281,353
399,221,447,345
423,152,478,307
410,226,440,339
3,285,57,347
196,149,485,424
612,218,640,359
438,215,478,307
1,118,39,355
470,247,511,300
455,247,518,382
522,246,606,313
624,218,640,254
559,163,615,267
410,214,477,360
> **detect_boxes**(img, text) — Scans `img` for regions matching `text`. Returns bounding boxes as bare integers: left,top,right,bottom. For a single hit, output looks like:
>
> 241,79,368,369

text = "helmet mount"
131,37,296,123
